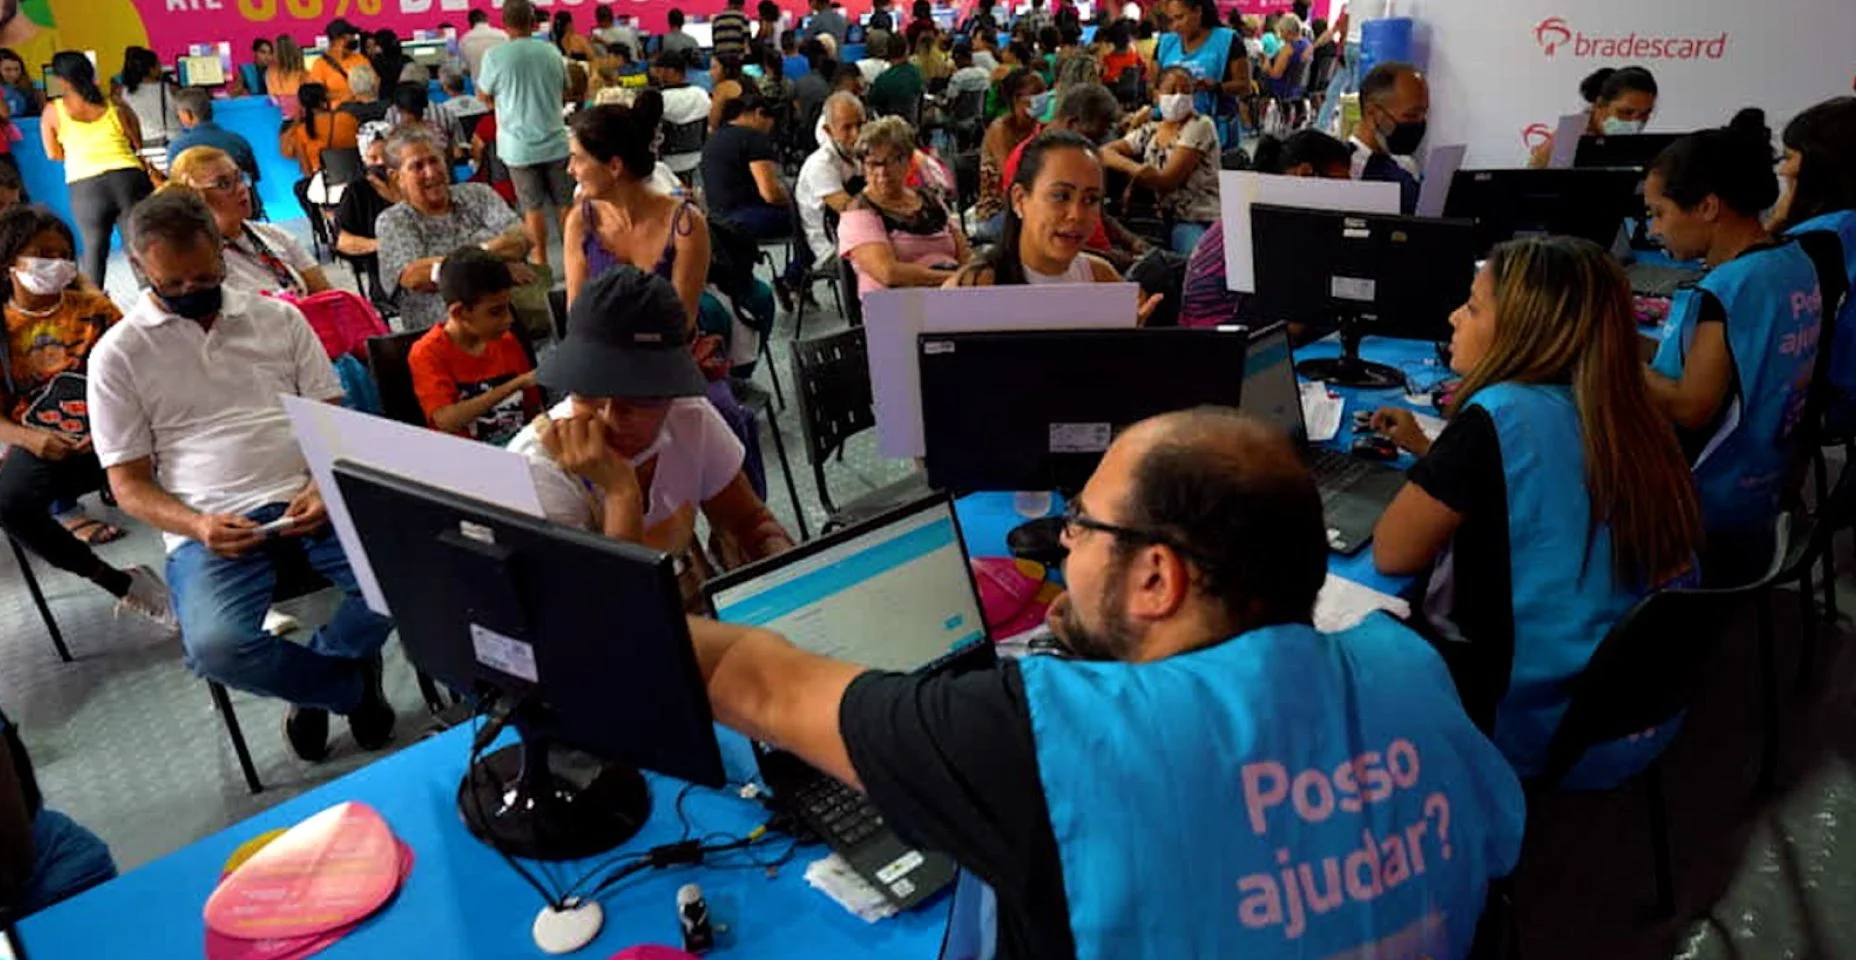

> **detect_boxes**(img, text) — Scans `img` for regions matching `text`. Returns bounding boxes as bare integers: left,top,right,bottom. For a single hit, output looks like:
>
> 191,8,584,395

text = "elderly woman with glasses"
837,116,968,296
376,127,535,331
165,146,332,297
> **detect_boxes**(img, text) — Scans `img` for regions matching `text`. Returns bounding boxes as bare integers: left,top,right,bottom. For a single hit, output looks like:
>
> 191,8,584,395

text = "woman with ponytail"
40,51,153,288
1770,96,1856,433
1371,236,1703,787
1641,112,1826,577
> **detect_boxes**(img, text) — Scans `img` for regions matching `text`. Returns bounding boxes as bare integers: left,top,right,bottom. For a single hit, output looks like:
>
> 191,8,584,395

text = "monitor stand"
458,727,651,861
1293,314,1405,390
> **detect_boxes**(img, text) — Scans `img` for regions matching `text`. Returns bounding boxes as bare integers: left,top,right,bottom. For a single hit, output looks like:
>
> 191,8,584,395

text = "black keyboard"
1628,263,1703,298
1311,447,1373,495
792,772,887,849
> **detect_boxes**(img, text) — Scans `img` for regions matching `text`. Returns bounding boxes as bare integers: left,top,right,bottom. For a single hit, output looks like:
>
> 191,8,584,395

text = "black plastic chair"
790,327,931,532
727,377,808,542
786,200,845,342
837,256,865,327
364,331,427,428
1526,518,1788,920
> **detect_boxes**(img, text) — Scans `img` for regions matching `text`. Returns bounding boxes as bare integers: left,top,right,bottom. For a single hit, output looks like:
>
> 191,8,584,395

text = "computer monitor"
41,68,60,98
918,327,1250,494
1239,324,1305,444
332,461,726,862
303,50,322,74
707,494,988,673
177,55,225,87
1442,167,1644,257
685,20,715,48
408,43,446,68
1573,132,1687,171
1250,203,1477,388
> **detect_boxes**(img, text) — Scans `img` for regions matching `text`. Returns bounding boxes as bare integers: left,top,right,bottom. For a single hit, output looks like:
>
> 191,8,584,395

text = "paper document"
1299,381,1344,442
1315,574,1411,633
282,397,545,615
1413,410,1448,442
1547,112,1587,168
1219,172,1401,294
864,285,1139,459
1414,144,1467,218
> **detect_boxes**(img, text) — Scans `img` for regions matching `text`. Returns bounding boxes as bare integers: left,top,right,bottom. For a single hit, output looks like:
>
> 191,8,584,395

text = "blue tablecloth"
19,726,949,958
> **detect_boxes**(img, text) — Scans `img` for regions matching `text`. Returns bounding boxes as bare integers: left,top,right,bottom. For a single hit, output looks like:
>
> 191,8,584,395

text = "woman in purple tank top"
563,92,711,324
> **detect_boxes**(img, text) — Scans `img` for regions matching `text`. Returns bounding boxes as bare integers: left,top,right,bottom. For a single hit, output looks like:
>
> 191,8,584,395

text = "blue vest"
1156,26,1236,117
1649,240,1823,534
1461,383,1677,788
977,616,1526,960
1785,211,1856,433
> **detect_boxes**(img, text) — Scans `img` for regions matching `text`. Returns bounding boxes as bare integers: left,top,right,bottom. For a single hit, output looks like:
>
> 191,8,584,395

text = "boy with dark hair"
408,247,539,445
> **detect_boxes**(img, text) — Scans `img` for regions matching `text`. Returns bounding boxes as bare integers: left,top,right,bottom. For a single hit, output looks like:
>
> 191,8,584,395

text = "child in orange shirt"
408,247,540,445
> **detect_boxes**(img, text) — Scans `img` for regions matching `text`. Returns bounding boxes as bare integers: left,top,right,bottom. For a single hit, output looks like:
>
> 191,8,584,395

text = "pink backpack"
266,289,389,359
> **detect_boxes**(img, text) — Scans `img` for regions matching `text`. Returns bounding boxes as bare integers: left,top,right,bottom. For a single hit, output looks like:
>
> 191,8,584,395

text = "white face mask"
1600,116,1646,136
1158,92,1195,122
13,257,77,297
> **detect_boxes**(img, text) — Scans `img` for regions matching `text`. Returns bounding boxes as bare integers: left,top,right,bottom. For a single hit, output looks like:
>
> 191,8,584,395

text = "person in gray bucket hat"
508,266,793,595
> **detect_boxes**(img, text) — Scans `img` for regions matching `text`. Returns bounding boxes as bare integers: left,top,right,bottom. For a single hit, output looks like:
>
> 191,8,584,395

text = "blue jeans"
1315,41,1363,132
18,809,116,916
1170,221,1211,257
725,204,808,285
166,503,393,713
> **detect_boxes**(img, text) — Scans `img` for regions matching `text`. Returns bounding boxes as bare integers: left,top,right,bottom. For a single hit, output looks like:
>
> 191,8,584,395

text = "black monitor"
917,327,1249,495
1250,203,1478,388
1573,132,1686,171
332,461,725,861
1443,167,1643,257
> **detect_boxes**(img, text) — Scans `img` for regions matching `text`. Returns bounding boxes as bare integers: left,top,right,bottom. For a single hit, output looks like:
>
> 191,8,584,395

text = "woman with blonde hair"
839,116,967,295
1370,235,1703,788
165,146,331,297
268,36,309,121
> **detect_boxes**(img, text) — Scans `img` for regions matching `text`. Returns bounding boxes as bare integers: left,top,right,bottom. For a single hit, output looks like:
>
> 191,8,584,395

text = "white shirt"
460,24,510,79
796,141,859,263
1348,134,1421,180
87,289,344,552
1345,0,1387,44
949,66,992,95
1120,2,1141,20
508,397,746,534
659,86,713,173
592,25,641,56
857,58,889,85
223,221,317,297
972,50,999,72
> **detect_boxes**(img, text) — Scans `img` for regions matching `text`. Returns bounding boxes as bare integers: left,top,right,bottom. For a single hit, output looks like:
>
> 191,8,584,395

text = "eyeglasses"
860,152,908,170
1061,499,1212,566
196,173,250,194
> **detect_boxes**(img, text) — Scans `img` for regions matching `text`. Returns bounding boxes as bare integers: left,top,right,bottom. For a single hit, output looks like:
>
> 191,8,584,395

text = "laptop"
1625,261,1704,299
704,493,990,910
1240,325,1406,555
22,373,89,438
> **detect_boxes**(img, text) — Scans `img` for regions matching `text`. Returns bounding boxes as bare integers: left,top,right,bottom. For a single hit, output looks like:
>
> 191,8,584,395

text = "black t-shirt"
335,180,393,242
1671,289,1731,462
1405,404,1513,729
700,123,779,218
340,100,391,125
839,662,1077,960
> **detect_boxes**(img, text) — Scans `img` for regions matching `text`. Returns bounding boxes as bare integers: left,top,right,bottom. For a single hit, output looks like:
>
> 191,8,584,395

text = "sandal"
63,516,127,545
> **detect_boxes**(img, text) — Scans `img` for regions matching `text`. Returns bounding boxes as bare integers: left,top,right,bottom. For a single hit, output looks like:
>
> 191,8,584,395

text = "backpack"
265,289,389,359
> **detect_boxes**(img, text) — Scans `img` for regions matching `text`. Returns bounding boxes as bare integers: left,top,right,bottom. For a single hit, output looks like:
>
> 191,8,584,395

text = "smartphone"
255,516,297,536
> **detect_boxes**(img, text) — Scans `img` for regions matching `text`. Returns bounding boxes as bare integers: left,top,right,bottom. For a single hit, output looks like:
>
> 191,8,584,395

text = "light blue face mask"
1028,90,1054,118
1600,116,1646,136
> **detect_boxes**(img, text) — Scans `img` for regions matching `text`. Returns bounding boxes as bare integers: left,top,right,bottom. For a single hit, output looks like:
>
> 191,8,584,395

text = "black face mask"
365,163,389,179
1383,117,1427,156
159,285,224,322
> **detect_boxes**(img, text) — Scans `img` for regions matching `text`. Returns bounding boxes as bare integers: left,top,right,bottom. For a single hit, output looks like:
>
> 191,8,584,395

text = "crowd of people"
0,0,1853,953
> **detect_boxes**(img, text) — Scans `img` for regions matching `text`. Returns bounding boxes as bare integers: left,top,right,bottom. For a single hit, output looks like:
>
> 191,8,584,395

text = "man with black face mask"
1350,60,1428,214
681,406,1526,959
86,190,398,766
309,18,373,106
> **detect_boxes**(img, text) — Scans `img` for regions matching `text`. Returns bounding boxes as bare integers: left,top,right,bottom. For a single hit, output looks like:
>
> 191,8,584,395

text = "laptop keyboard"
793,773,886,849
1628,263,1703,298
1311,447,1374,495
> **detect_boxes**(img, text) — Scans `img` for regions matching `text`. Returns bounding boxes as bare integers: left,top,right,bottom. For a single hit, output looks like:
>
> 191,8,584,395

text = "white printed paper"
865,286,1139,459
1219,172,1402,294
1315,574,1411,633
1547,112,1588,169
283,397,546,615
1414,143,1468,218
1299,382,1344,443
469,622,539,683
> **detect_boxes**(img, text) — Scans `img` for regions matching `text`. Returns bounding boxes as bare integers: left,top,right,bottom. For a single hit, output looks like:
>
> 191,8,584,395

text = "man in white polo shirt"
86,191,396,764
795,92,864,277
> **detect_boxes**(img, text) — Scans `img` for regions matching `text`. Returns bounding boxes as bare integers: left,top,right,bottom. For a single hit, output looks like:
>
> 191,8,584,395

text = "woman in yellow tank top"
40,52,153,289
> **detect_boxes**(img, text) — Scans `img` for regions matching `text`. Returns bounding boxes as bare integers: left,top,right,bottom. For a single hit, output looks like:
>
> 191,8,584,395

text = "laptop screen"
708,499,984,673
1241,327,1306,443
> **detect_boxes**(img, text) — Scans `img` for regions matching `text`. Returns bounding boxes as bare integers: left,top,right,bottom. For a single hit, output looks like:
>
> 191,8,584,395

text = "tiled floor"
11,219,1856,956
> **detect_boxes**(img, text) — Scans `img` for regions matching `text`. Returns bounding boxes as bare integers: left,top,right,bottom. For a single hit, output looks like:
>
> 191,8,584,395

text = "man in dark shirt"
802,0,849,47
792,39,834,126
866,33,923,121
687,407,1525,959
867,0,895,32
333,132,401,303
711,0,754,59
700,92,790,238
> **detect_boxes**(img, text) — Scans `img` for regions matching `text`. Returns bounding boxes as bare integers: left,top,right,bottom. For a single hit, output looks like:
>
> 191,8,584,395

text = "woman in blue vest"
1642,116,1826,582
1770,96,1856,434
1153,0,1249,138
1371,236,1703,788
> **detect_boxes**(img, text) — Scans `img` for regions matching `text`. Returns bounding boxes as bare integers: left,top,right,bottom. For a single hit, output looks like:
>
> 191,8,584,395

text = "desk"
20,727,950,958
